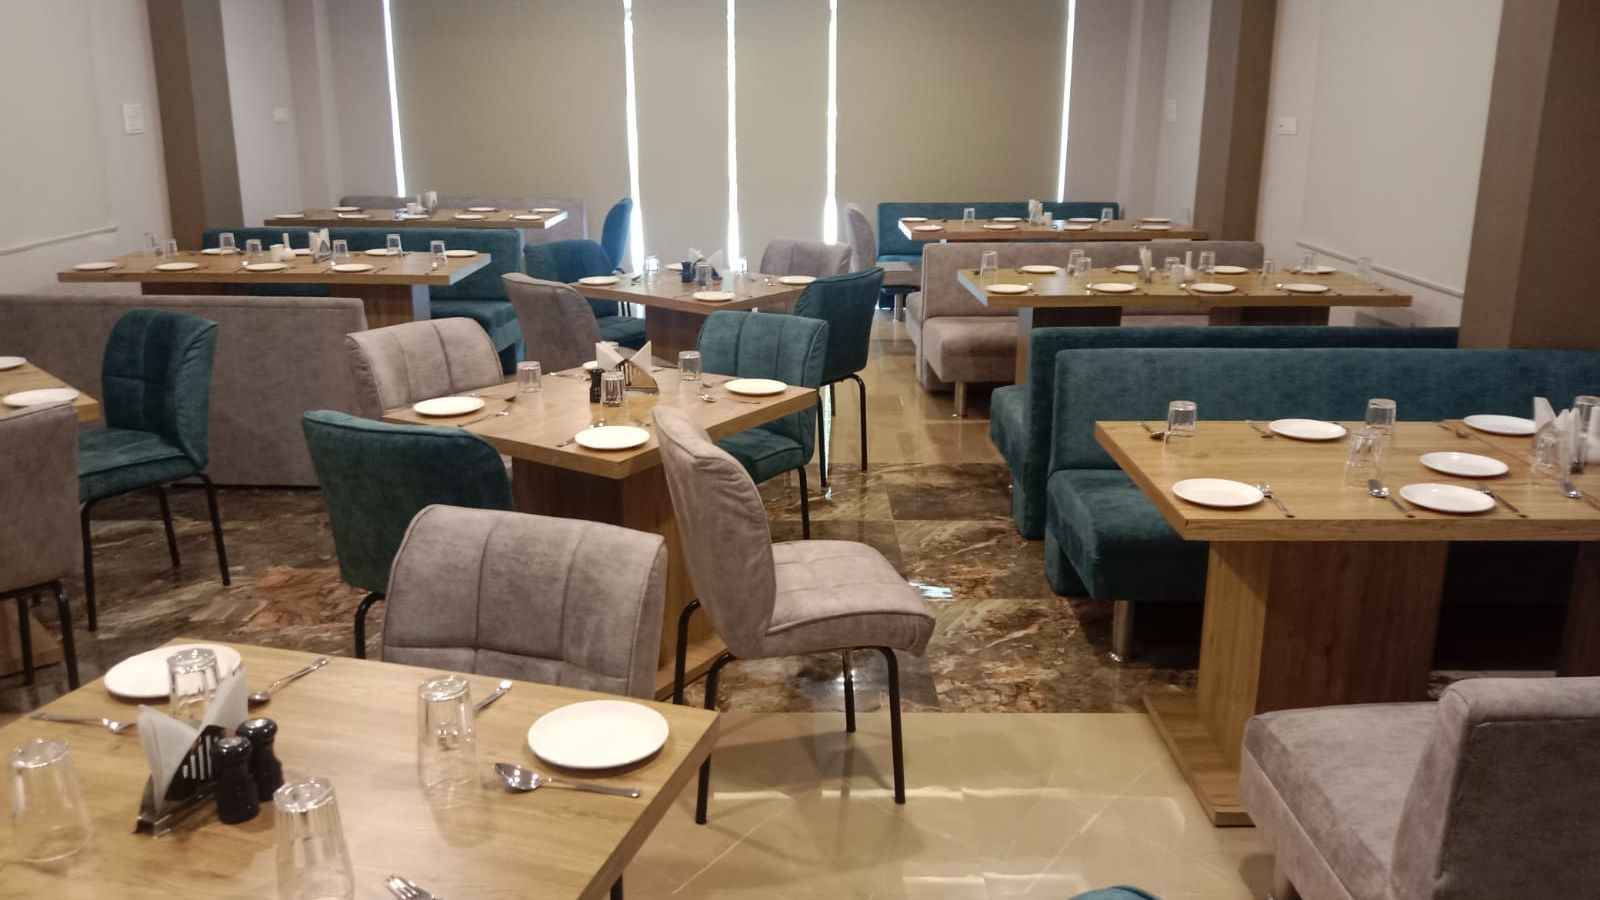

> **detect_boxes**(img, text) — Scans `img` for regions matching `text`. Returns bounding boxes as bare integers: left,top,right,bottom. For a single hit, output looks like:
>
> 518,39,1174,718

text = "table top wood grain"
898,217,1209,242
0,640,717,899
0,361,101,423
1096,420,1600,542
573,273,806,316
55,250,491,287
265,208,570,230
961,267,1412,310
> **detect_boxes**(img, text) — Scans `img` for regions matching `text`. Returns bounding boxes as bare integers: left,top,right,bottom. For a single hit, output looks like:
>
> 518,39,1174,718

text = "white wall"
221,0,304,225
284,0,343,206
0,0,168,293
323,0,398,199
1150,0,1210,223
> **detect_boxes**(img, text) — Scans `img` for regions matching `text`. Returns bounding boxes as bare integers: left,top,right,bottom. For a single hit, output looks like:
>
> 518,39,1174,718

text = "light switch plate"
1164,99,1178,124
272,107,290,124
122,102,146,135
1275,116,1299,135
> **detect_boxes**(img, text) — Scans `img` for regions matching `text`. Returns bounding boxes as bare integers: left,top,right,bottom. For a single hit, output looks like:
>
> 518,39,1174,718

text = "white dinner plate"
1137,224,1172,231
665,262,683,271
912,224,943,232
365,248,399,257
900,216,928,223
331,263,374,273
1111,264,1141,274
581,360,600,371
527,699,670,770
73,261,118,271
991,216,1023,223
412,396,485,417
154,262,200,272
985,283,1030,294
103,643,244,700
724,378,787,396
1400,482,1494,514
574,425,651,452
400,213,430,220
1172,478,1264,509
1141,217,1171,223
332,206,361,212
983,223,1018,231
1282,282,1330,294
778,275,816,286
1087,282,1137,294
511,214,544,221
1063,224,1092,231
444,249,478,258
1296,265,1337,275
336,213,369,219
0,357,24,371
1463,414,1537,436
293,248,312,256
453,213,484,220
579,275,620,286
1022,265,1062,274
692,291,736,302
2,388,79,408
1189,282,1236,294
243,262,288,272
467,206,497,213
1268,418,1348,441
1420,451,1510,478
1211,265,1249,275
1068,217,1098,224
533,207,561,214
273,213,305,219
200,248,232,255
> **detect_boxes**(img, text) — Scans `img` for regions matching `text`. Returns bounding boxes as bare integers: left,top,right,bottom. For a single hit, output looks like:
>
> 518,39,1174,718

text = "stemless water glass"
1356,256,1374,282
1530,423,1562,483
601,370,626,407
1576,395,1599,471
1072,256,1092,282
1344,427,1387,486
643,254,661,283
1099,207,1115,227
517,361,542,393
1067,248,1085,272
145,233,160,255
693,261,713,289
244,238,264,262
219,233,237,255
978,250,1000,282
1300,251,1317,274
331,239,349,261
1198,250,1216,274
1261,259,1276,288
1165,400,1198,444
962,207,977,225
1365,398,1397,435
161,238,179,259
386,233,404,256
430,240,448,269
9,739,91,863
678,350,702,383
1163,256,1182,283
168,647,221,723
417,675,476,802
731,257,749,280
274,778,355,900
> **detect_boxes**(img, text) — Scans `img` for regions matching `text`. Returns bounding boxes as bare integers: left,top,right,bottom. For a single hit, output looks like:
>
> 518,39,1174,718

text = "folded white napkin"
596,341,625,371
1588,411,1600,461
312,228,331,259
137,668,248,813
1534,396,1556,430
706,250,726,273
1183,250,1195,282
1139,245,1153,280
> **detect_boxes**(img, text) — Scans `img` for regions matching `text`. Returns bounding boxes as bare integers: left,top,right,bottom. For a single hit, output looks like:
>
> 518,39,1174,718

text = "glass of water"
145,233,160,255
168,647,221,723
331,239,349,261
1163,256,1182,283
160,238,179,259
1344,427,1387,486
517,361,542,393
1356,256,1374,281
679,350,702,383
9,739,92,863
1576,395,1599,471
1198,251,1216,274
1165,400,1198,443
430,240,447,269
245,238,264,261
274,778,355,900
694,261,713,289
1072,256,1092,282
978,250,1000,282
219,233,237,255
962,207,977,225
386,233,404,256
643,255,661,283
1261,259,1276,288
731,257,749,280
601,370,626,407
1365,398,1397,435
1300,251,1317,274
416,675,476,804
1100,207,1115,227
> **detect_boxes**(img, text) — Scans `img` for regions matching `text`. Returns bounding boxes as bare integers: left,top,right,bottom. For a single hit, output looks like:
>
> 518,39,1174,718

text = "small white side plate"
2,387,79,408
1172,478,1264,509
154,262,199,272
985,283,1030,294
1400,482,1494,514
579,275,620,286
1111,264,1141,274
1420,452,1510,478
413,396,485,417
724,378,786,396
453,213,485,220
0,357,25,371
1087,282,1137,294
983,223,1018,231
900,216,928,223
104,643,244,699
1023,265,1063,274
1463,414,1537,436
1211,265,1249,275
243,262,288,272
1189,282,1236,294
575,425,651,451
692,291,735,302
912,224,943,232
527,699,670,770
778,275,816,286
467,206,498,212
444,249,478,258
1268,418,1348,441
331,263,374,273
1282,282,1330,294
73,261,117,271
1137,224,1172,231
991,216,1023,223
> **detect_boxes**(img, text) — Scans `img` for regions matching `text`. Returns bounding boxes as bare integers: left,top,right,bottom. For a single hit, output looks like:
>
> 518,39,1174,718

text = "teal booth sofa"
993,326,1461,539
523,239,647,349
875,200,1121,264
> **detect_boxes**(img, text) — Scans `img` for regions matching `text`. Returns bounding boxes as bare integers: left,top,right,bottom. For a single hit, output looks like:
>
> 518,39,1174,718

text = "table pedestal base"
644,308,709,362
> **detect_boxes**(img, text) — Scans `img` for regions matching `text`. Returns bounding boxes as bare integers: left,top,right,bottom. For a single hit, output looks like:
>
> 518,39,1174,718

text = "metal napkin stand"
621,358,659,394
135,723,225,838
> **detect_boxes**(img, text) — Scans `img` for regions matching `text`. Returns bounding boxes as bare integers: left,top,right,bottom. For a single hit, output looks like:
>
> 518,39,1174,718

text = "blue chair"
301,411,514,657
523,239,647,349
601,197,633,273
78,309,228,629
792,268,884,487
696,311,828,538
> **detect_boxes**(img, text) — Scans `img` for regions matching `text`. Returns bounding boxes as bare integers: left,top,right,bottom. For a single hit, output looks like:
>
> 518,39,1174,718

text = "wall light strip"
725,0,742,262
381,0,406,197
1055,0,1077,201
821,0,839,243
622,0,645,271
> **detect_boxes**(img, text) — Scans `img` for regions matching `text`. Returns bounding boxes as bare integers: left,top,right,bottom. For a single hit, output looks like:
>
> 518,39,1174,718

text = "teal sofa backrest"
1049,347,1600,472
330,228,523,302
876,200,1120,259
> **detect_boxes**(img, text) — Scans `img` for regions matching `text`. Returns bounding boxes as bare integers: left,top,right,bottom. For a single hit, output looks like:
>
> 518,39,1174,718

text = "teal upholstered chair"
600,197,633,273
78,309,228,630
1070,890,1159,900
696,311,828,538
523,239,647,349
301,411,514,657
793,268,884,487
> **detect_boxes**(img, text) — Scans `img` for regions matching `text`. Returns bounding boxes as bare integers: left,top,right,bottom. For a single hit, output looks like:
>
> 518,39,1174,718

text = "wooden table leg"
1207,306,1331,326
1558,543,1600,675
510,459,724,699
335,284,430,328
643,308,707,362
1013,306,1123,383
1146,539,1448,826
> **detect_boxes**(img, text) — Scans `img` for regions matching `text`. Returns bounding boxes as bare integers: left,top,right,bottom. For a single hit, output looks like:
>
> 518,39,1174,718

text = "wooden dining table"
265,207,570,236
55,250,492,329
1096,420,1600,826
0,639,718,899
962,266,1414,382
899,217,1209,243
574,273,809,360
1,360,101,423
383,369,817,697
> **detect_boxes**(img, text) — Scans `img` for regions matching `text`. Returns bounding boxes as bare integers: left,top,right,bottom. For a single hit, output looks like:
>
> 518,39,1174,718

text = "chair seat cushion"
921,316,1018,384
78,428,199,501
1241,703,1436,900
430,299,522,351
881,263,919,289
1044,469,1206,601
757,540,935,657
877,253,922,265
716,428,806,485
597,314,647,349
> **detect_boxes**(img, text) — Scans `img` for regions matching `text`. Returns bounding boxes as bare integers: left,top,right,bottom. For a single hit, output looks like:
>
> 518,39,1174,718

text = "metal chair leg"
816,402,828,489
952,382,968,418
354,592,385,659
51,581,79,690
878,647,906,804
15,593,33,686
797,467,812,539
672,600,702,705
695,652,736,824
197,474,230,586
79,500,98,631
842,650,856,734
1110,600,1135,663
848,373,868,471
156,487,181,568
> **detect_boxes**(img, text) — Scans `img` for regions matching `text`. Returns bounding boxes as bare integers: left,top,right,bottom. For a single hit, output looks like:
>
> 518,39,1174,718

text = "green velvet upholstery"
994,326,1461,538
1048,469,1207,601
794,268,884,385
200,227,323,298
876,201,1120,261
600,197,633,272
79,309,218,501
523,239,646,349
697,311,828,484
301,410,513,595
1069,890,1160,900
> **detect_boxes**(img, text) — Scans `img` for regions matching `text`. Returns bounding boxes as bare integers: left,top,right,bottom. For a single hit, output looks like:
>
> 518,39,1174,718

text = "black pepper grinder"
237,717,284,802
211,736,260,824
589,366,603,403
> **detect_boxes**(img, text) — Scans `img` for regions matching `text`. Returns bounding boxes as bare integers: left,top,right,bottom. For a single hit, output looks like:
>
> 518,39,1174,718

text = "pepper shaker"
211,736,260,824
588,367,603,404
237,717,284,802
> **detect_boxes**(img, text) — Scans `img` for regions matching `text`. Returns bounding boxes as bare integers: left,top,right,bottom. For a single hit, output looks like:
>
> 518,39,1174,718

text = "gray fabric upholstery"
653,406,934,659
338,194,587,242
759,238,852,279
1240,677,1600,900
344,319,505,418
502,273,600,374
382,505,666,699
0,403,80,592
0,292,366,486
843,202,918,287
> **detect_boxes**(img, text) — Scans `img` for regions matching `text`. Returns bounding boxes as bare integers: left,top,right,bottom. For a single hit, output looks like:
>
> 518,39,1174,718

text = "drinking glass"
159,238,179,260
1299,251,1317,274
978,250,1000,282
386,234,403,256
9,739,91,863
219,233,237,255
1344,427,1387,487
145,233,160,255
245,239,264,262
962,207,976,225
417,675,476,801
1576,395,1599,471
168,647,221,723
643,255,661,283
1260,259,1276,288
517,361,542,393
1067,248,1085,272
430,240,448,270
1163,256,1182,283
274,778,355,900
1072,256,1092,282
1530,424,1562,483
678,350,702,383
731,257,749,279
1356,256,1374,281
601,370,626,407
1198,250,1216,274
1099,207,1115,227
693,261,713,289
1164,400,1198,444
1365,398,1397,435
331,239,349,261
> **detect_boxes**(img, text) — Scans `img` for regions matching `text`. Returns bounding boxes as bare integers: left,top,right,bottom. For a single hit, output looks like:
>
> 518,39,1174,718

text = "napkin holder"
621,357,659,394
134,668,248,837
312,228,333,263
135,725,224,838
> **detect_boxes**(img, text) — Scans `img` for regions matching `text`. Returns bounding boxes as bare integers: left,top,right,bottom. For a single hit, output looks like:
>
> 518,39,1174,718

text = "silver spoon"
1562,479,1600,511
1137,420,1165,440
1367,479,1415,517
29,711,135,734
1246,420,1275,439
474,680,512,713
493,762,640,798
248,656,330,706
1256,483,1294,517
699,393,719,403
1477,487,1526,518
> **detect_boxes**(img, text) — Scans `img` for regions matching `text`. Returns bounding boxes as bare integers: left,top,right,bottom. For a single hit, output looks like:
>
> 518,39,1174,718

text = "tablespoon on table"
494,762,641,798
1367,479,1415,517
1246,420,1275,439
248,655,330,706
474,680,512,713
1255,483,1294,518
1562,479,1600,512
29,711,135,734
1137,420,1165,439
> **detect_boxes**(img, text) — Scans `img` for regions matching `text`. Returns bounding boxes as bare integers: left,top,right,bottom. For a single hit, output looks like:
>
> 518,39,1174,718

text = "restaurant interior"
1,0,1597,897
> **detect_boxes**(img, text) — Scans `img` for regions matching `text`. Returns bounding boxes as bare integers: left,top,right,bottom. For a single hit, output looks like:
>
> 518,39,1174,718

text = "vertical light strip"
725,0,741,262
622,0,645,271
821,0,839,243
1055,0,1077,201
381,0,406,196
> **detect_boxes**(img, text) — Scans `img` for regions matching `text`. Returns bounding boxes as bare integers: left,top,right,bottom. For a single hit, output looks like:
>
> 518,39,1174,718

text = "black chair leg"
878,647,906,804
797,467,811,540
816,402,828,489
354,592,385,659
830,383,837,417
156,487,181,568
848,373,868,471
79,500,98,631
197,474,230,586
51,581,79,690
695,651,735,825
842,650,856,733
16,593,34,686
611,877,623,900
672,600,701,705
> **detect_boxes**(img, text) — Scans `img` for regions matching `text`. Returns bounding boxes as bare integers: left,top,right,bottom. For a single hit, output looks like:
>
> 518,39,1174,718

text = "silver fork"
29,711,135,734
1477,487,1526,518
385,875,444,900
1435,420,1470,439
457,393,517,427
1246,420,1275,439
1255,483,1294,518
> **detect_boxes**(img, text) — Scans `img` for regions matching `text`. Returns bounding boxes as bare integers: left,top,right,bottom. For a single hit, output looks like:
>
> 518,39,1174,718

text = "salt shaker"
212,736,260,824
238,717,284,802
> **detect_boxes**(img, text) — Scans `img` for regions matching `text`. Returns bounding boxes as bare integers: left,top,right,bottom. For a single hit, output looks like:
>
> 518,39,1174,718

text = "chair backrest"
383,505,666,698
1390,677,1600,900
101,308,219,468
696,311,828,461
502,273,601,373
301,411,513,594
601,197,633,272
0,404,79,593
653,406,776,658
759,237,851,278
344,319,504,418
842,202,877,270
794,268,885,384
523,239,622,319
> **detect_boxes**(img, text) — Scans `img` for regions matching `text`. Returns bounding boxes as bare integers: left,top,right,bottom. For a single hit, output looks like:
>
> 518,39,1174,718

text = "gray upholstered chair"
654,406,935,823
1240,677,1600,900
501,273,601,374
344,319,505,418
843,202,919,318
759,237,851,279
0,403,81,688
382,505,667,699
